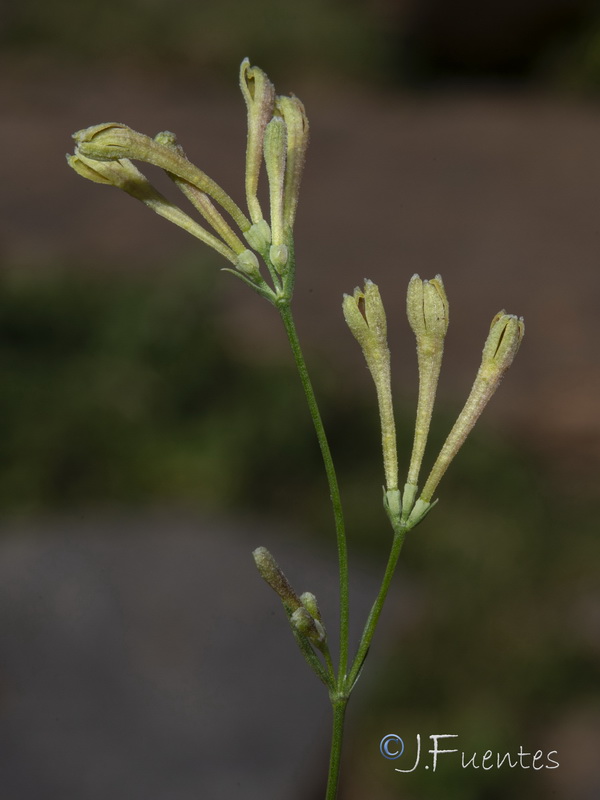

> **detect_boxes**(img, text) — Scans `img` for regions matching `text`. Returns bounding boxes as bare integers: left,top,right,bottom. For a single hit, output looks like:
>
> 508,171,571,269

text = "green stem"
289,626,334,688
347,527,406,690
278,303,350,682
325,698,348,800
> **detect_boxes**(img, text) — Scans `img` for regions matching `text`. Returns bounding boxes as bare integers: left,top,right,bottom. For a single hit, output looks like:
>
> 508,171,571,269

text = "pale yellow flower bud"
406,273,449,341
404,274,449,519
275,94,309,230
343,280,398,495
419,311,524,506
240,59,276,224
263,116,288,271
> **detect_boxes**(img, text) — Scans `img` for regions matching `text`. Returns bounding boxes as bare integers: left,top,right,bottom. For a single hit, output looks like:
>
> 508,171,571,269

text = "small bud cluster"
68,60,309,305
343,275,524,530
252,547,327,649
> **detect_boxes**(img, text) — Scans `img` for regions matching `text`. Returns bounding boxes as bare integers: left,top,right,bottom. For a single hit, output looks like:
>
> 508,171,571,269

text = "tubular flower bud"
416,311,524,513
72,123,251,232
290,607,326,647
406,273,449,341
240,59,276,224
275,94,309,230
343,281,398,497
403,274,449,519
263,116,288,272
67,152,238,263
252,546,302,613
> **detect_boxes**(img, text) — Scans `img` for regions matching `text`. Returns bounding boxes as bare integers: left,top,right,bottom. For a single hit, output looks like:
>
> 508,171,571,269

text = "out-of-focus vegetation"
0,261,385,523
0,261,546,527
1,0,387,83
4,0,600,91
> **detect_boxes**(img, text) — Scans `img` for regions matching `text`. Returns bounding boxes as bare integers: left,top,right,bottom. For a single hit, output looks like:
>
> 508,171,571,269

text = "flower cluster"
67,60,309,305
344,276,524,530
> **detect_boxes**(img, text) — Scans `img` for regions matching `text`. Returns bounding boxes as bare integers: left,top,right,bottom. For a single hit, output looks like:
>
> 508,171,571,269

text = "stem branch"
347,527,406,689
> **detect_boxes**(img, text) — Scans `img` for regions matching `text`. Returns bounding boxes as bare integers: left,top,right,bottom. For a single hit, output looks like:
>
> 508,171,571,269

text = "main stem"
325,698,348,800
278,303,350,681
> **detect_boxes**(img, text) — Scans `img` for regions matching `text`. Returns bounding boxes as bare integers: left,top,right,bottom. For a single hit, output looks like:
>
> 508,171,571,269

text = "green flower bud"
343,280,398,496
252,546,302,613
290,606,326,647
240,59,276,224
153,130,179,149
275,94,309,230
299,591,321,622
420,311,524,504
269,244,288,271
406,497,437,527
244,219,272,253
236,249,262,279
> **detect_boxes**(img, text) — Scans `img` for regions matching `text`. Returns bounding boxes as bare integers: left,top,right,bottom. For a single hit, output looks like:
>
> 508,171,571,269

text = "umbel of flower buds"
68,60,309,305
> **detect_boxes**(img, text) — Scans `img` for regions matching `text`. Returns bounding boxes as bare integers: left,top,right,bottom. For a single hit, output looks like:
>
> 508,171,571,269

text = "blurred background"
0,0,599,798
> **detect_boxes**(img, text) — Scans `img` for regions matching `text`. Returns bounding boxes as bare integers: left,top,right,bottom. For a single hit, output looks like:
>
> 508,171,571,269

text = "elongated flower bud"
73,123,251,232
275,94,309,230
403,274,449,518
417,311,524,513
67,152,238,263
343,281,398,500
240,59,276,225
263,116,288,272
252,546,302,613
